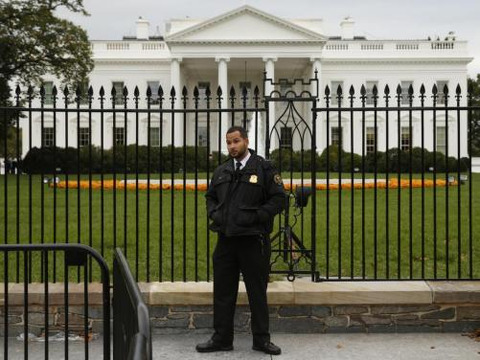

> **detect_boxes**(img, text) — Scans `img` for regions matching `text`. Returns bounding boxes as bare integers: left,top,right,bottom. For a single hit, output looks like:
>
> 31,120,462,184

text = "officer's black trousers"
212,234,271,346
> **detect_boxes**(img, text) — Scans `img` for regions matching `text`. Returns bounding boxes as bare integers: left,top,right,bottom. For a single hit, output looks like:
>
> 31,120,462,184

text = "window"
331,126,343,147
401,126,411,151
197,81,210,108
330,81,344,106
79,127,90,147
436,126,446,154
147,81,160,104
280,127,293,148
366,127,377,154
198,126,208,147
436,80,449,105
112,81,125,105
279,79,292,95
114,127,125,145
77,79,90,105
239,81,252,106
365,81,378,105
401,81,413,105
42,81,54,105
42,127,54,147
149,126,160,147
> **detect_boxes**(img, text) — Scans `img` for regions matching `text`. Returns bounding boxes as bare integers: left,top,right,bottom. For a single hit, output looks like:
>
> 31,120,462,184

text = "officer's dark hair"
226,126,248,139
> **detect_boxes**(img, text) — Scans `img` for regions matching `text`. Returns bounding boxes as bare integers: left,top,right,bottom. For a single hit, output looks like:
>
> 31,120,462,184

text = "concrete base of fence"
2,280,480,336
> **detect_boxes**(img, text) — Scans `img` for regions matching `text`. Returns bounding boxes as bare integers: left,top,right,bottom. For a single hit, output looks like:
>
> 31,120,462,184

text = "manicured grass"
1,172,479,282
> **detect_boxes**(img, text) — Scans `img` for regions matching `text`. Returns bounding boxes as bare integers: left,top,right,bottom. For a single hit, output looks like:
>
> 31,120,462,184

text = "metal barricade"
1,244,110,360
113,248,151,360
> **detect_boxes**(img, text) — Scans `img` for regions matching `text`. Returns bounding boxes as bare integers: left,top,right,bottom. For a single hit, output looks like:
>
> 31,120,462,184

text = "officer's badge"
274,174,283,185
249,175,258,184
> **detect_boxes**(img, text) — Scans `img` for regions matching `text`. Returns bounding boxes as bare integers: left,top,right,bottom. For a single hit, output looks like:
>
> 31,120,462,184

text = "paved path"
3,332,480,359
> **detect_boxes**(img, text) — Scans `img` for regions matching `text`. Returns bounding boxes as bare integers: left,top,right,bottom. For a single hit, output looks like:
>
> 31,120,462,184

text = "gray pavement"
2,332,480,359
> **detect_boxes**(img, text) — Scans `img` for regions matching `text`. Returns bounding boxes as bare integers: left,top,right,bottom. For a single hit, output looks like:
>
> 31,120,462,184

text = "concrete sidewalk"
156,333,479,360
3,332,480,359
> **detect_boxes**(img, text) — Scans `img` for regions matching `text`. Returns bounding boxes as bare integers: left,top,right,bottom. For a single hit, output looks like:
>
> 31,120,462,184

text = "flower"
51,177,458,191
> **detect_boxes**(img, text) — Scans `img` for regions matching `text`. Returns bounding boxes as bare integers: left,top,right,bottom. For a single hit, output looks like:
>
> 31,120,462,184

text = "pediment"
165,5,327,44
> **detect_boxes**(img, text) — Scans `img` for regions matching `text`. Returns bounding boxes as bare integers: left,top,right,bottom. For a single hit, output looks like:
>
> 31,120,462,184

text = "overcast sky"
58,0,480,77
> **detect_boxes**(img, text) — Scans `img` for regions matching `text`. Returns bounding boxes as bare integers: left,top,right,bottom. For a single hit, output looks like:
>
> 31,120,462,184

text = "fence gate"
264,72,320,281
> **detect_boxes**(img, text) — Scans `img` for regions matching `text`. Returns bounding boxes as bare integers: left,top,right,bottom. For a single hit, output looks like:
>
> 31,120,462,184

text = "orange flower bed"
284,179,457,191
51,178,457,191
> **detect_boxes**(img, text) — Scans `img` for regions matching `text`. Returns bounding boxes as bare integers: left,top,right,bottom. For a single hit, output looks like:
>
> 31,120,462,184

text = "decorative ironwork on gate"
264,71,321,281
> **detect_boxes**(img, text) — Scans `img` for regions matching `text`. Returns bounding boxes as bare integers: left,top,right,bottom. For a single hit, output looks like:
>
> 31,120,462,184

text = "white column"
216,56,230,153
263,57,277,154
170,57,183,147
20,118,29,158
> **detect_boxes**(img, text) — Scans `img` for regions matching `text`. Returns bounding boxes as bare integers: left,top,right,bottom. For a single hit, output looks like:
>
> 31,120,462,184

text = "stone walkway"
3,332,480,359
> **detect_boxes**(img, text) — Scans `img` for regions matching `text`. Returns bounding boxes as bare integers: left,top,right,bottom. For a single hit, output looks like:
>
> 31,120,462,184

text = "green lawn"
1,172,479,282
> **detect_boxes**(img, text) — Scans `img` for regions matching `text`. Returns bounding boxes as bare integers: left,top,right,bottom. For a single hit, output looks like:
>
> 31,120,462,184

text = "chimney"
136,17,150,40
446,31,456,41
340,16,355,40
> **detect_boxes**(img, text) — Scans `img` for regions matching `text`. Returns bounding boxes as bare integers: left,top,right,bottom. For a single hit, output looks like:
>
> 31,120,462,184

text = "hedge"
21,145,469,174
269,146,470,173
21,145,228,174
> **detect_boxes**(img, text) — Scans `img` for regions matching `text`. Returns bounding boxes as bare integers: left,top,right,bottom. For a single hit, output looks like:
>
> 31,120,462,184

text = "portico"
164,5,327,152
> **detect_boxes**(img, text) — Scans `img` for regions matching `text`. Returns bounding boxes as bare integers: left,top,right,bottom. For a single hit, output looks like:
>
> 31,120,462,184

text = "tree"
0,0,93,158
468,74,480,156
0,0,93,87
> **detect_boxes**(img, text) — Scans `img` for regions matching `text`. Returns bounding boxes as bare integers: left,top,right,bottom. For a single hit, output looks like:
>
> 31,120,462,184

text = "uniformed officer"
196,126,285,356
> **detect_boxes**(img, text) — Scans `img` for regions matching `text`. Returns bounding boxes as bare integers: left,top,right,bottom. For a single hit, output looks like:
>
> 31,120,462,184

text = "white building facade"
21,5,473,159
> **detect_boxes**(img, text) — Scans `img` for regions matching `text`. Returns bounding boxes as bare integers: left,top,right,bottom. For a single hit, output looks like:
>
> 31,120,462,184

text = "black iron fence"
1,75,479,281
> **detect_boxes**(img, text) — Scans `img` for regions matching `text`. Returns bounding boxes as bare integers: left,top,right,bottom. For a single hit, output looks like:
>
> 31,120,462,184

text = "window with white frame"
401,81,413,105
401,126,411,151
330,81,344,106
366,81,378,105
42,127,54,147
42,81,54,105
147,81,160,104
149,126,160,147
114,127,125,145
331,126,343,147
366,126,377,154
79,127,90,147
436,126,446,154
280,126,293,148
198,126,208,147
436,80,449,105
112,81,125,105
197,81,210,108
76,79,90,105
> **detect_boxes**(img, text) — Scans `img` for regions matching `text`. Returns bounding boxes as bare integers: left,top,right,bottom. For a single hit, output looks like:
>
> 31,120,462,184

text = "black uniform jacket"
206,151,286,237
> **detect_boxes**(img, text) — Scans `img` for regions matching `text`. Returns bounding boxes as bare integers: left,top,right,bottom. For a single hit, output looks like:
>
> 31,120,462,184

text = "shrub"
21,145,470,175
